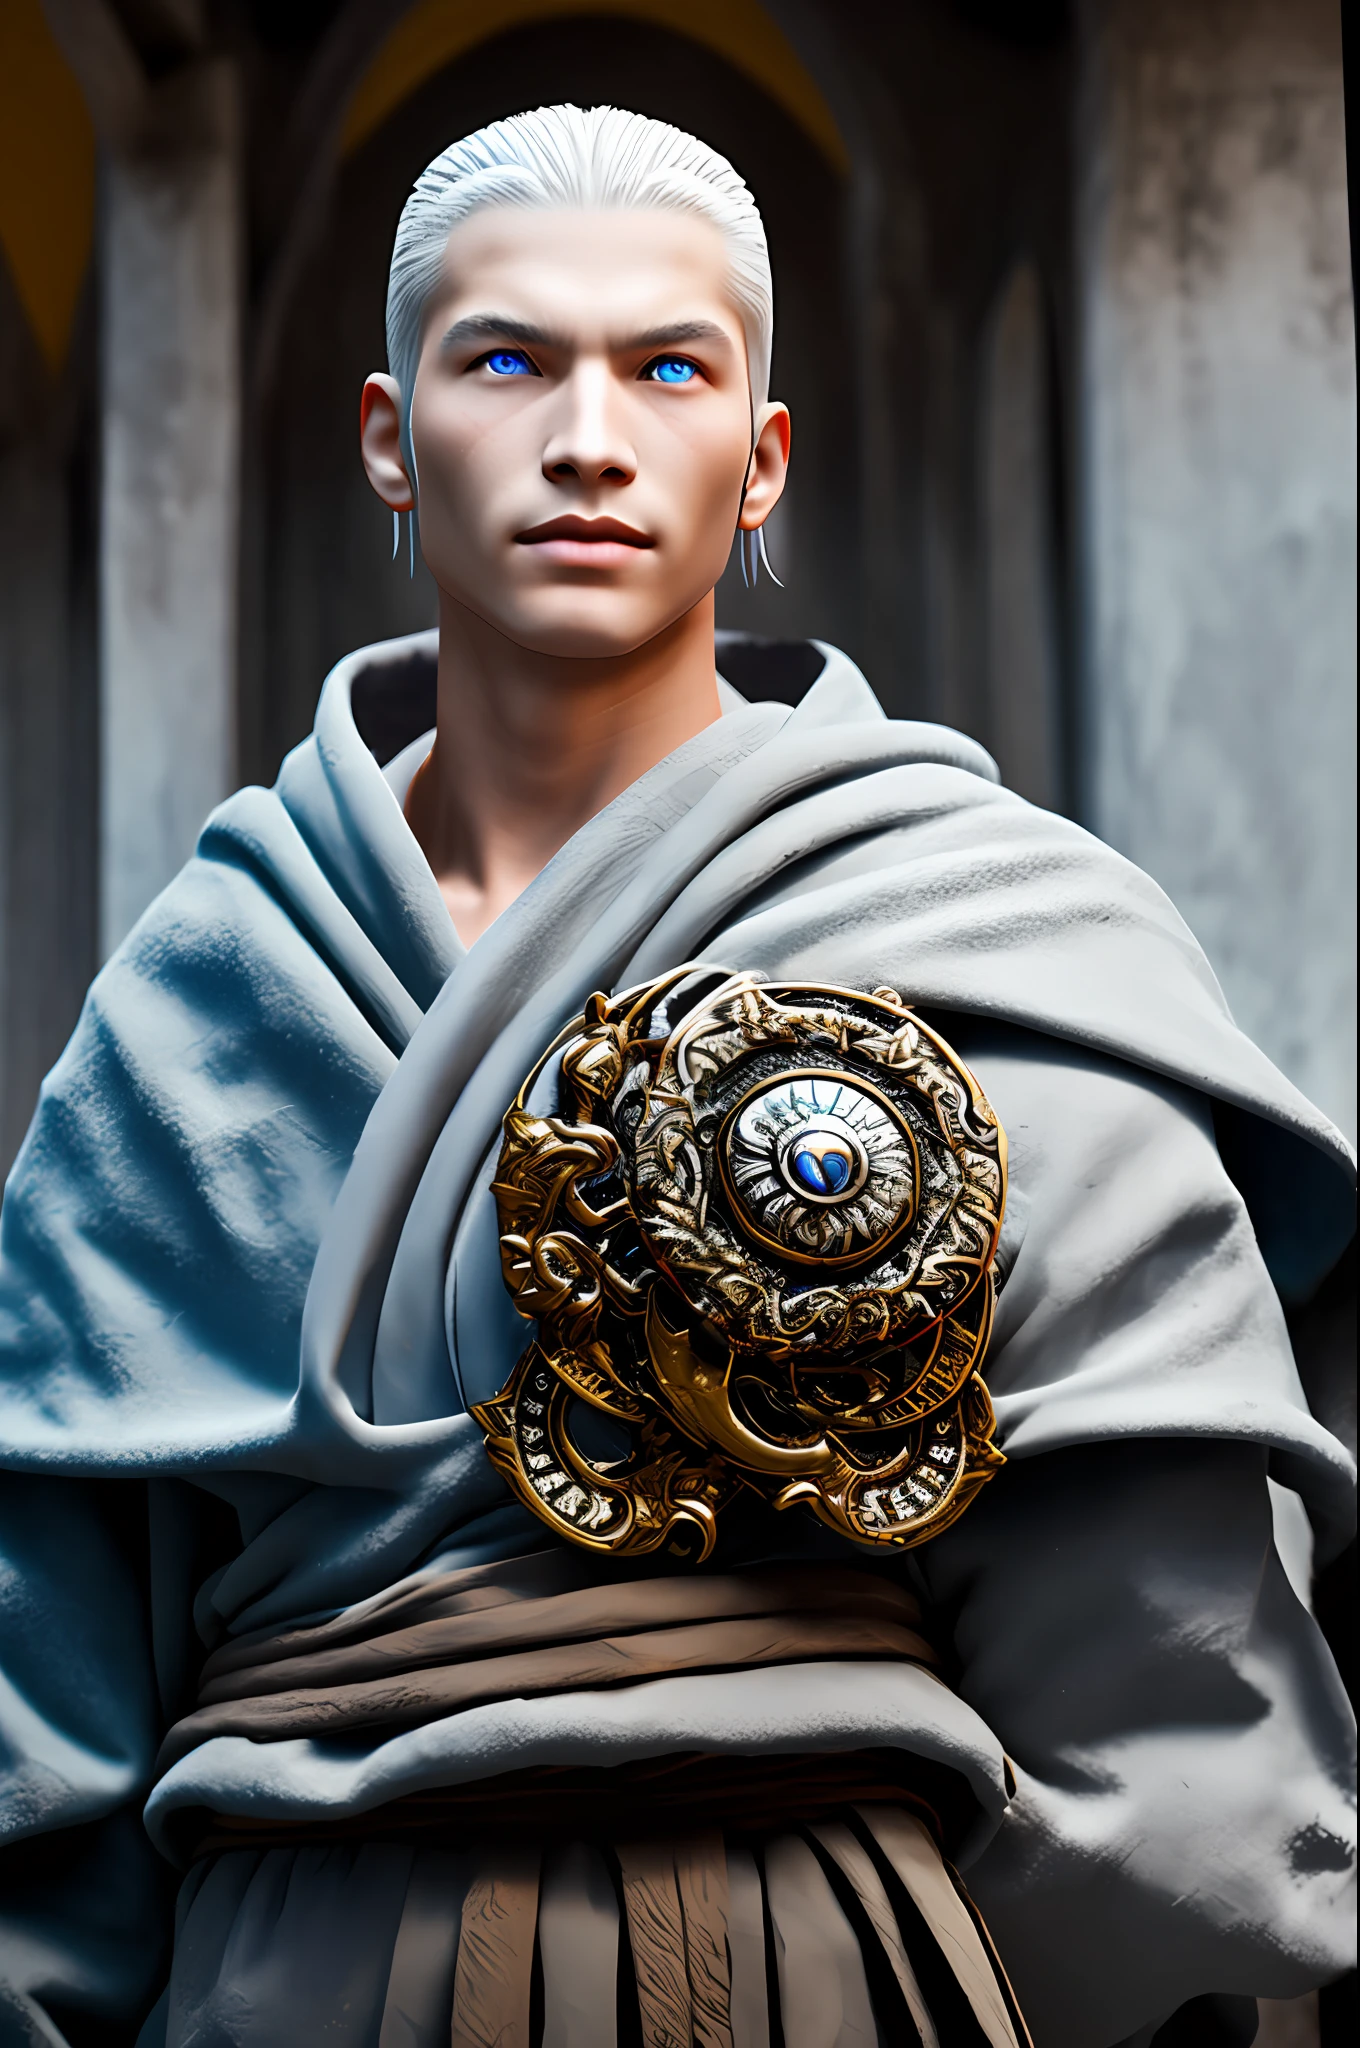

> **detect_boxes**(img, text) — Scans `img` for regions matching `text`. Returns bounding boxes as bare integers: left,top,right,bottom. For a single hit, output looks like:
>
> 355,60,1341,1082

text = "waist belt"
156,1548,939,1780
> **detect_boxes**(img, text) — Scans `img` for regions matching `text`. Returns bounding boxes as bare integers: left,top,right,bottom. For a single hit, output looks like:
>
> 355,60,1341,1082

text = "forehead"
431,206,742,336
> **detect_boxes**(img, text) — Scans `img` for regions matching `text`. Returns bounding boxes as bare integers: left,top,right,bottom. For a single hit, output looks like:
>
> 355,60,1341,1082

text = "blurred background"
0,0,1354,1187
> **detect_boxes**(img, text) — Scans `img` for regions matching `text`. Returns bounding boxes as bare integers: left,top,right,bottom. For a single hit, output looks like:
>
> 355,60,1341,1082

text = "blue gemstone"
821,1149,851,1193
791,1148,828,1194
791,1143,852,1196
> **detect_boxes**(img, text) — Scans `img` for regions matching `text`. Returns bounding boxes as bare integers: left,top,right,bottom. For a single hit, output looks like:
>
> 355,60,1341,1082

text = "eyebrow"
439,313,734,355
626,320,733,352
440,314,562,352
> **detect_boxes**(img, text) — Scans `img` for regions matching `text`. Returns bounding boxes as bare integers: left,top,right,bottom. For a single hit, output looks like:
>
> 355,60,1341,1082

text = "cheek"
655,417,750,527
413,391,518,515
419,419,487,508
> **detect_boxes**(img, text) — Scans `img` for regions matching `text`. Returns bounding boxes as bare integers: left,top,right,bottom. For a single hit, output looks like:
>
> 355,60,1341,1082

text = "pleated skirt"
157,1805,1027,2048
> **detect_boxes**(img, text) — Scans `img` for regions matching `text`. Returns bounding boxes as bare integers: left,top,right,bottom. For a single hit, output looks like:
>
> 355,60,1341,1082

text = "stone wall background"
1078,0,1356,1136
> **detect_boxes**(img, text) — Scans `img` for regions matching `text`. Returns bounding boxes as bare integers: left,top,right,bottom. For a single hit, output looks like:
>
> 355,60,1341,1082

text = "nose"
541,359,637,488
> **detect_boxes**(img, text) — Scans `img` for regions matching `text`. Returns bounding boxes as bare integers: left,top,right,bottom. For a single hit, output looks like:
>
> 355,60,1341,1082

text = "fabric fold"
156,1558,938,1774
1,629,1353,2048
162,1809,1026,2047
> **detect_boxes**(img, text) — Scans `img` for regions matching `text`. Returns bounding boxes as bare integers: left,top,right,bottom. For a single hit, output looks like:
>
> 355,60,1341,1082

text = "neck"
404,590,723,946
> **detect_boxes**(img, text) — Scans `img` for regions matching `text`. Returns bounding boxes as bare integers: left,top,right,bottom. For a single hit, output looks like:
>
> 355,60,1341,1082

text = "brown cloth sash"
157,1550,939,1778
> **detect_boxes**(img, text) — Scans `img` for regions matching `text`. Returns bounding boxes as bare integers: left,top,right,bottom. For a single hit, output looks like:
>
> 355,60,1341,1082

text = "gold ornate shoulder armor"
472,970,1007,1560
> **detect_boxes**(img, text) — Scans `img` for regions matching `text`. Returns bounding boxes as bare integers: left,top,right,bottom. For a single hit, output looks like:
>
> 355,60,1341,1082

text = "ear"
360,374,416,512
738,401,792,531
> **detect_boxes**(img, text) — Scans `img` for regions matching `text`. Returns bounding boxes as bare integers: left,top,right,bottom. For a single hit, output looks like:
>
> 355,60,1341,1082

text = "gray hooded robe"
0,633,1353,2048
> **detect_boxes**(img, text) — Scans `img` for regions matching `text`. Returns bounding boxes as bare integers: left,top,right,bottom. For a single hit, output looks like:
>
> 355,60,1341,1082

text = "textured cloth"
157,1556,938,1774
0,632,1354,2048
142,1806,1026,2048
186,1751,975,1863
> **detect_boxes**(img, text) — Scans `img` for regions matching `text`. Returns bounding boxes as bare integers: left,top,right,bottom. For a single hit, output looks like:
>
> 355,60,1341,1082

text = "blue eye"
485,350,534,376
649,357,697,385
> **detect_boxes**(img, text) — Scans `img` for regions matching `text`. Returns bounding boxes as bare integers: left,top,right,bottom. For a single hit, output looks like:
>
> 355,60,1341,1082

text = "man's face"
369,207,788,659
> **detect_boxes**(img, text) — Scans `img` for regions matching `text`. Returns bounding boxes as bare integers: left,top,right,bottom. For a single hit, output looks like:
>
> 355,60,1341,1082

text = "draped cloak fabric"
0,630,1353,2048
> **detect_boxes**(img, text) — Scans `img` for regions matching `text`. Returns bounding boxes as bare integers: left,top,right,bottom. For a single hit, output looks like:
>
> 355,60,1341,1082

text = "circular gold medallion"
474,971,1007,1557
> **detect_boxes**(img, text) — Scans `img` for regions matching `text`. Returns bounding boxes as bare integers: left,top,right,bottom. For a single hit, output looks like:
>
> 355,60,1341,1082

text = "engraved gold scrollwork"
473,972,1008,1556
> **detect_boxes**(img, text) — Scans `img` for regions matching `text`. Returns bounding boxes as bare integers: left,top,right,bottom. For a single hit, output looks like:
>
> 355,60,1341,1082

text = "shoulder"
936,1015,1353,1543
2,782,397,1354
76,781,399,1111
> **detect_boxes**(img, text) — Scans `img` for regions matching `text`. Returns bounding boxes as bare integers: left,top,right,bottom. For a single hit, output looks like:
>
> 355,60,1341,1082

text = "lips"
515,515,654,547
514,515,655,569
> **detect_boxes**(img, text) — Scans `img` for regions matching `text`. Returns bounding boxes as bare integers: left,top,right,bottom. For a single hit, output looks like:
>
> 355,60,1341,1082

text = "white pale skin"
360,206,791,944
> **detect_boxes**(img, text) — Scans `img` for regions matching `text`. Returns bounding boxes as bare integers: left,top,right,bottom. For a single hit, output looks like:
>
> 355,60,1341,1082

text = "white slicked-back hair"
386,104,774,466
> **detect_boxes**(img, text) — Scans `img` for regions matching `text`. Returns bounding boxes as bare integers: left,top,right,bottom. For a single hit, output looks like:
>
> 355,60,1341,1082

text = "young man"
0,106,1353,2048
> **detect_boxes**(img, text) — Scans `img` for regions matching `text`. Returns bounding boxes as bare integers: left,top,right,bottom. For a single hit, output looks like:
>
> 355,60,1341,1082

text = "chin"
492,595,692,662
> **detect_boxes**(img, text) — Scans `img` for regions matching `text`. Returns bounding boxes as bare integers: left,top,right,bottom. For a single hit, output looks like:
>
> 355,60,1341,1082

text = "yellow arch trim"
342,0,849,177
0,0,95,375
